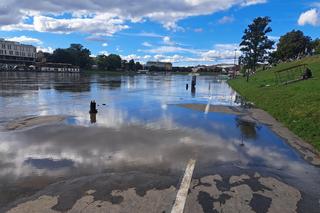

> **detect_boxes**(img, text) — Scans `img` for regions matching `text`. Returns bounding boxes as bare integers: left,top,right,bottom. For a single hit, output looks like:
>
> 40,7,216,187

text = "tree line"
43,44,144,71
239,16,320,81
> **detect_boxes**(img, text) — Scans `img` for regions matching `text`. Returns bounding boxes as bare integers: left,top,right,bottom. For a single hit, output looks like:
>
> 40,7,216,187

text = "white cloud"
241,0,267,7
163,36,170,44
121,54,151,62
85,36,108,42
0,0,268,34
99,50,109,55
218,16,235,24
37,46,54,53
5,36,42,44
163,36,175,45
32,14,128,36
298,9,320,26
268,36,280,41
136,43,241,64
143,45,198,54
142,42,152,47
102,43,108,47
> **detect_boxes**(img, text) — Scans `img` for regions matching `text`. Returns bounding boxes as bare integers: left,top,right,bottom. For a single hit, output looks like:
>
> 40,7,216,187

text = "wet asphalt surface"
0,72,319,213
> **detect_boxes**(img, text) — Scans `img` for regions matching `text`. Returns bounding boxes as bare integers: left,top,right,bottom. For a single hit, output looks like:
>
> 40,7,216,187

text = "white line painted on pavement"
205,96,212,114
171,159,196,213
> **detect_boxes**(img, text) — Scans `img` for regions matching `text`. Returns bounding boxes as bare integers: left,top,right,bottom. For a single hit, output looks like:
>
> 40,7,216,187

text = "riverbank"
228,55,320,151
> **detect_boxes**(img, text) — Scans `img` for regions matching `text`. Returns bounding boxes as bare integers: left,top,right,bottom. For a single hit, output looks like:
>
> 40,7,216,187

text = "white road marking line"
205,96,212,114
171,159,196,213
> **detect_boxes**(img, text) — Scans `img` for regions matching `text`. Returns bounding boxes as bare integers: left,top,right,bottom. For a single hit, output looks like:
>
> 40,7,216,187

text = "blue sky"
0,0,319,66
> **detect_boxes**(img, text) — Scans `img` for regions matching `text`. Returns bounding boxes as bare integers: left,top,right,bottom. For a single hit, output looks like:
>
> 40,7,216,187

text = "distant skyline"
0,0,319,66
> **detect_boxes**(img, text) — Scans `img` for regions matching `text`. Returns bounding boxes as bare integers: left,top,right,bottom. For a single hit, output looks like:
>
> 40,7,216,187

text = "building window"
9,51,13,55
1,44,5,49
0,50,3,55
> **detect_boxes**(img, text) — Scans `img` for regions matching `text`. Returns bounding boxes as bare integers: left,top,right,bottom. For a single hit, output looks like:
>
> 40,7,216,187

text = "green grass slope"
228,55,320,150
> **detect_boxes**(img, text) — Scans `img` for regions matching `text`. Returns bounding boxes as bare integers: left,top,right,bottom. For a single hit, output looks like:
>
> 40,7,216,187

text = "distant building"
0,38,36,65
36,51,80,73
37,62,80,73
145,61,172,71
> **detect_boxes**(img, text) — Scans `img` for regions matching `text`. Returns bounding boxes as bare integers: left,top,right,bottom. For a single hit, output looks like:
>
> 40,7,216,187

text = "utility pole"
233,49,237,78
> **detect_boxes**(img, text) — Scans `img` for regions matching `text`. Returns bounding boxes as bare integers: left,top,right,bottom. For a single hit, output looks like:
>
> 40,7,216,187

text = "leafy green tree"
276,30,312,61
135,62,143,71
313,38,320,55
51,48,73,64
96,55,109,70
96,54,122,71
107,54,122,71
51,44,92,69
128,59,136,71
268,51,280,65
240,17,274,81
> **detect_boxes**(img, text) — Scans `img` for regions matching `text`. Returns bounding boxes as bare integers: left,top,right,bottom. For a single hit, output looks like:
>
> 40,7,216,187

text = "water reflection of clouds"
0,120,317,182
0,126,233,179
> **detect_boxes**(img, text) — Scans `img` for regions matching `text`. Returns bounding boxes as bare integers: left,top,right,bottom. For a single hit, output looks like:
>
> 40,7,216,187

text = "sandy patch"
6,115,66,131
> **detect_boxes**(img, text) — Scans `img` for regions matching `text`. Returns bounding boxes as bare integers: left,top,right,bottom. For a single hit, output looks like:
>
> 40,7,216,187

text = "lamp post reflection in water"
191,76,197,97
236,118,257,146
90,113,97,124
89,101,98,124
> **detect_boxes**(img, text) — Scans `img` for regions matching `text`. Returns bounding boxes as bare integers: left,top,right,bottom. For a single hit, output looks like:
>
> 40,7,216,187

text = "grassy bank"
228,55,320,151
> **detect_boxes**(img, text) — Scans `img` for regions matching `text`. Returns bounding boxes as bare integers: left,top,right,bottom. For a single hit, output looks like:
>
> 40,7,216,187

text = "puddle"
0,72,319,212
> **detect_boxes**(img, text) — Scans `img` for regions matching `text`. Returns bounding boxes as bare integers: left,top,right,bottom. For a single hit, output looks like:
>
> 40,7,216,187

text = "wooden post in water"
89,101,98,114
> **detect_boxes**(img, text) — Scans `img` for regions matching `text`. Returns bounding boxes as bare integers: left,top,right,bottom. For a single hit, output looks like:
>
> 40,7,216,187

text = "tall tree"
96,55,109,70
51,44,92,69
276,30,312,61
135,61,143,71
128,59,136,71
312,38,320,55
107,54,122,71
240,17,274,81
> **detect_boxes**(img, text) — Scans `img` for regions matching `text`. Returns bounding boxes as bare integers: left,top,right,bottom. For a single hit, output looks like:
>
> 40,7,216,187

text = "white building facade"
0,38,36,65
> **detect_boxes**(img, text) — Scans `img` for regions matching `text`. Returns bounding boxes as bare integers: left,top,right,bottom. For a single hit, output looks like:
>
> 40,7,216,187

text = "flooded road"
0,72,319,213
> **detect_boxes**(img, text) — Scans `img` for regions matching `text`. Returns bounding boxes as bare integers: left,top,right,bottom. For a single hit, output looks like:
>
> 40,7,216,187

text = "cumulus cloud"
5,35,42,44
131,43,241,64
0,0,267,34
298,9,320,26
102,43,108,47
163,36,175,45
143,45,198,54
37,46,55,53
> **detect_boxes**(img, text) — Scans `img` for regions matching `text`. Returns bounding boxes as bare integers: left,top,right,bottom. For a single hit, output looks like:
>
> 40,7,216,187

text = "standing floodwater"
0,72,319,213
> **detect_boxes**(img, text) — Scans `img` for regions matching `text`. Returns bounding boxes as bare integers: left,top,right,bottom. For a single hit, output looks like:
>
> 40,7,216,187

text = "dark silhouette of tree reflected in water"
236,118,258,146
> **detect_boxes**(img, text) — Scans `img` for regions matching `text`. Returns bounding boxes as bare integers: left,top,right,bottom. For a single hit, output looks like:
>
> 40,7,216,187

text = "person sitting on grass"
302,67,312,80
